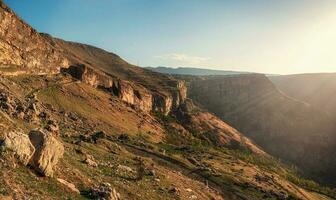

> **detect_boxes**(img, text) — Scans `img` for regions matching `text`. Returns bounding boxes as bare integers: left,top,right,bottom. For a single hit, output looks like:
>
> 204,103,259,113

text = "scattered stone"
68,112,79,121
16,111,25,120
154,178,160,182
45,119,59,135
117,164,134,173
57,178,80,194
2,131,35,165
168,187,180,195
186,188,193,193
189,195,198,199
84,154,98,167
29,129,64,177
92,182,121,200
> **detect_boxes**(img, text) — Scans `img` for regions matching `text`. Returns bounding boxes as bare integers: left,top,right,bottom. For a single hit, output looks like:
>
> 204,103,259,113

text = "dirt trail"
116,141,246,200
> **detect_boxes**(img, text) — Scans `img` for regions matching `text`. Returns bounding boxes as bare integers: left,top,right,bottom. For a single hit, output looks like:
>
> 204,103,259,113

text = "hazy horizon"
5,0,336,74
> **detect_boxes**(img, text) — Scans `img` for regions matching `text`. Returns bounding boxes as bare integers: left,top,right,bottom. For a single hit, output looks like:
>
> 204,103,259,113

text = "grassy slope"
0,74,334,200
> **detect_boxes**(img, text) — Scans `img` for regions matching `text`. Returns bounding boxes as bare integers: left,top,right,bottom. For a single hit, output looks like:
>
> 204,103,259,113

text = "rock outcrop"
62,64,187,114
2,131,35,165
1,128,64,177
57,178,80,194
29,129,64,177
0,1,68,74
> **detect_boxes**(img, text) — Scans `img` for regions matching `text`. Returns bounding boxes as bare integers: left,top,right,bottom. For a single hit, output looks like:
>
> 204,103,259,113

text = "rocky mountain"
0,1,68,75
270,73,336,119
146,66,250,76
185,74,336,185
0,1,334,199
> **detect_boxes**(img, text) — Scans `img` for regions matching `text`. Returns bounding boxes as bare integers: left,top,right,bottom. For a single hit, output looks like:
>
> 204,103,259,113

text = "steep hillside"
42,36,188,115
0,1,335,199
270,73,336,119
186,74,336,184
0,1,68,74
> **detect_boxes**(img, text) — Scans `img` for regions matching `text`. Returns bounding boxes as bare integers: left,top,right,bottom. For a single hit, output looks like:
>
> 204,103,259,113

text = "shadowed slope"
271,73,336,119
186,74,336,184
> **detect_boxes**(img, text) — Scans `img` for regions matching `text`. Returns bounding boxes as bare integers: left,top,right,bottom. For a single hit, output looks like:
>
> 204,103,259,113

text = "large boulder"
2,131,35,165
28,129,64,177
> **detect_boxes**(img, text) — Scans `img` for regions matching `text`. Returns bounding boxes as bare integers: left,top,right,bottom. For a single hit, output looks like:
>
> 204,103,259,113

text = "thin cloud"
155,53,210,65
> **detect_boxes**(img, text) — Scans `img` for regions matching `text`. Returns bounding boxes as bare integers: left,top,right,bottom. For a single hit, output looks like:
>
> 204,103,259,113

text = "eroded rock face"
62,64,187,114
28,129,64,177
0,1,68,74
187,74,336,183
2,131,35,165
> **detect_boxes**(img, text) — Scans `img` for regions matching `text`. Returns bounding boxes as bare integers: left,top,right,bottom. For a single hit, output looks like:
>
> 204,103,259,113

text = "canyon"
0,1,334,199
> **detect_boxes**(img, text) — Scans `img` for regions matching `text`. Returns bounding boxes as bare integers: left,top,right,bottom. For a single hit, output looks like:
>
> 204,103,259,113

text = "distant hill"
146,66,251,76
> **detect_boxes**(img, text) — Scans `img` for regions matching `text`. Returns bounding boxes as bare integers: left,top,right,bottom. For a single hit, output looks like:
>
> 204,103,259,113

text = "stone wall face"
0,2,68,74
187,73,336,182
63,65,186,114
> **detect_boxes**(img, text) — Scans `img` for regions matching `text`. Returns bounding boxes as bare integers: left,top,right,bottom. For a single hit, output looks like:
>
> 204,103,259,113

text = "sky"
4,0,336,74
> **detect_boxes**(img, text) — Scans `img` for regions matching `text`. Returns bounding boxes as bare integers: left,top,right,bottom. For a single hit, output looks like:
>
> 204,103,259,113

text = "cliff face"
0,2,68,74
187,74,336,184
271,73,336,119
63,64,187,114
0,1,186,114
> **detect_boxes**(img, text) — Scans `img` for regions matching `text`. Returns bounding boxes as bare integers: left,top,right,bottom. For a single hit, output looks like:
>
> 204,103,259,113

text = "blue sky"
4,0,336,74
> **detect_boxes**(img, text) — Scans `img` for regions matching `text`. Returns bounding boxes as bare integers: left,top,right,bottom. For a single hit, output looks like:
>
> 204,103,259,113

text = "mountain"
146,66,250,76
0,1,334,199
270,73,336,119
183,74,336,185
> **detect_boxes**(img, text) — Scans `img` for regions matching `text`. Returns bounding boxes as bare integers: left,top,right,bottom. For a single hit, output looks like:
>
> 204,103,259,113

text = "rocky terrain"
0,1,334,199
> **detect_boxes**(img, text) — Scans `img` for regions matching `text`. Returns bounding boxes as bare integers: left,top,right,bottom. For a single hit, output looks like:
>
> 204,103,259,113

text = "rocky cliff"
187,74,336,184
62,64,186,114
271,73,336,119
0,1,186,114
49,37,189,114
0,1,68,74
